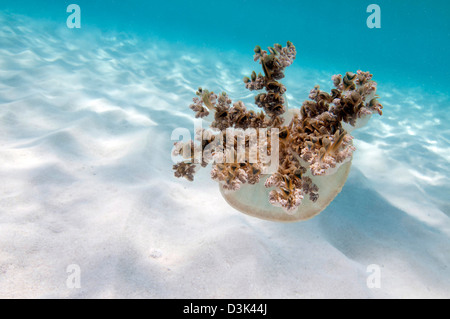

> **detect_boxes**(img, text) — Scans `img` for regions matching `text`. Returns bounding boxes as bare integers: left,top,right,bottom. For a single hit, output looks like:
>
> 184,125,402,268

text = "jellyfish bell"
220,159,352,222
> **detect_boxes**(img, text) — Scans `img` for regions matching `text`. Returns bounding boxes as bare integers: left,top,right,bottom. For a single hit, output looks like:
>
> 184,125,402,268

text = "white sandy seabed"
0,13,449,298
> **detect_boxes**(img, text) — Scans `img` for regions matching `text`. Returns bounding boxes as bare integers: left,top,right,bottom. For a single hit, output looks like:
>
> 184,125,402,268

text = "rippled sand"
0,13,449,298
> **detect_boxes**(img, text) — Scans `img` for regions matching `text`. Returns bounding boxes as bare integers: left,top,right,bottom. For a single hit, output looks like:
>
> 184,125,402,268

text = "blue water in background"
1,0,449,93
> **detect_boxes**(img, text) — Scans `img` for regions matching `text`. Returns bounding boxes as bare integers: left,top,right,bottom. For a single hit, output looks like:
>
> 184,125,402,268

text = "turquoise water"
0,0,449,298
2,0,450,92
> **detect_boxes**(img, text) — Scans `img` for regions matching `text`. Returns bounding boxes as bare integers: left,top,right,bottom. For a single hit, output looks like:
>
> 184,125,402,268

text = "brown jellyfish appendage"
172,42,383,222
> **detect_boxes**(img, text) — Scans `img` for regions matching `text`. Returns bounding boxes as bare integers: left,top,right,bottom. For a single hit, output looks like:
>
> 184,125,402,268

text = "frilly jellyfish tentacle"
172,42,382,222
